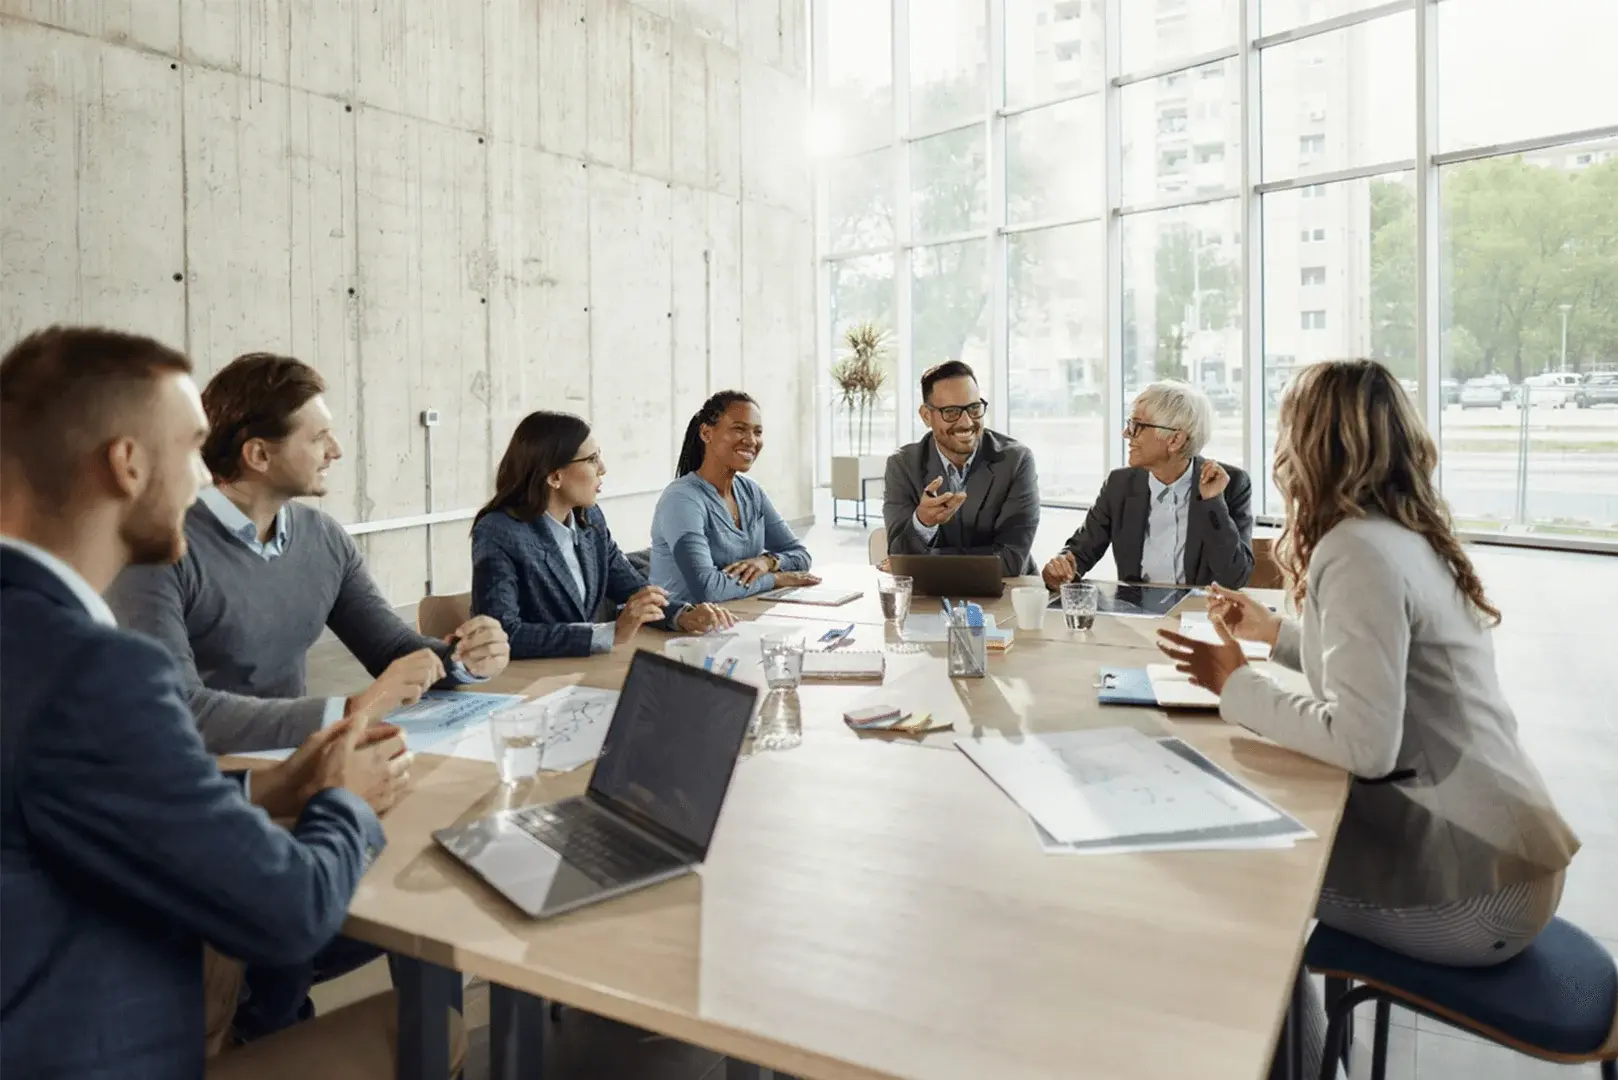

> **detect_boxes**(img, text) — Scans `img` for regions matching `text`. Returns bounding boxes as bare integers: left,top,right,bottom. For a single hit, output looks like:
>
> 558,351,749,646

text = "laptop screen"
587,650,758,857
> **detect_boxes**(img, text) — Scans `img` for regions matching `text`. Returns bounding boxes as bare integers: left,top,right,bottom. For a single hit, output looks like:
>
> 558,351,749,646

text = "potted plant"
829,322,892,524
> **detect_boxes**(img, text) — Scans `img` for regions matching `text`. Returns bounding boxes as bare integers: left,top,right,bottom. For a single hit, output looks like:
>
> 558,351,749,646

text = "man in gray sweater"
108,352,511,756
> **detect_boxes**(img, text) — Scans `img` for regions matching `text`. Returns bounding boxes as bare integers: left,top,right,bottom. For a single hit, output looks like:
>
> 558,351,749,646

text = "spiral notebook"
801,649,886,681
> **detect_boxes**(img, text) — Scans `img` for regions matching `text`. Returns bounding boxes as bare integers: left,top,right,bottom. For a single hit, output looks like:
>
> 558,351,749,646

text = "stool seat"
1305,917,1618,1058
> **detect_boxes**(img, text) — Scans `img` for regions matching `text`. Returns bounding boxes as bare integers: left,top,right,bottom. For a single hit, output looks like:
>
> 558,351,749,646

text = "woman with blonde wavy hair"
1158,359,1579,1079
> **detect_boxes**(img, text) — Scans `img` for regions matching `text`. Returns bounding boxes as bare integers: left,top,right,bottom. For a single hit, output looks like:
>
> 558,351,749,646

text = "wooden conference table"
305,571,1348,1080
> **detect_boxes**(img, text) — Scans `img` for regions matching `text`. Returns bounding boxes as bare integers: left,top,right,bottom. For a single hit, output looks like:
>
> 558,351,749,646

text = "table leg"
489,983,547,1080
394,956,457,1080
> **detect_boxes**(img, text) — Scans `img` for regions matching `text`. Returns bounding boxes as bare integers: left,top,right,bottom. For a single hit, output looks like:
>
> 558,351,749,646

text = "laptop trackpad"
477,835,604,915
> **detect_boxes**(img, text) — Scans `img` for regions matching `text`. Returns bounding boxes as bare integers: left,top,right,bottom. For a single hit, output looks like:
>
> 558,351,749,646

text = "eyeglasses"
1123,418,1179,438
569,452,605,469
924,399,989,423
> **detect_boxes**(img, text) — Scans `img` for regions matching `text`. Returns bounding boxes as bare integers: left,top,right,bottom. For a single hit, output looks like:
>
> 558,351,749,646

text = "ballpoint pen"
825,623,856,650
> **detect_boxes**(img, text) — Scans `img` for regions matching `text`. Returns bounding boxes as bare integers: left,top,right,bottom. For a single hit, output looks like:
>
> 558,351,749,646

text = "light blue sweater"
650,472,812,604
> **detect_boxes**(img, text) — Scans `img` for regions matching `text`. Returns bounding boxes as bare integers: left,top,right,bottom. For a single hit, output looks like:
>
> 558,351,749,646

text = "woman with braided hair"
650,391,818,605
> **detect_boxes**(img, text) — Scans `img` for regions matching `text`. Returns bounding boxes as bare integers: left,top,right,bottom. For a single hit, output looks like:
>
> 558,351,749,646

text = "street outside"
1009,404,1618,540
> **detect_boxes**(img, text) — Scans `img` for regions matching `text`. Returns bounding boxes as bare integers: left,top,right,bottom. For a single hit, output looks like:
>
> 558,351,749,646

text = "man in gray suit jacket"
883,361,1041,576
1044,380,1254,589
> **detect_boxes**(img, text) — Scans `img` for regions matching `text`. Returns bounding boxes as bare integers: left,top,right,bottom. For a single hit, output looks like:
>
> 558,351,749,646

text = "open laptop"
887,554,1006,598
433,650,758,918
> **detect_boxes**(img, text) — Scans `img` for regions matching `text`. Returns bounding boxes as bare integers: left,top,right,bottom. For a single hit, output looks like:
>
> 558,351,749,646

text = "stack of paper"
956,727,1314,857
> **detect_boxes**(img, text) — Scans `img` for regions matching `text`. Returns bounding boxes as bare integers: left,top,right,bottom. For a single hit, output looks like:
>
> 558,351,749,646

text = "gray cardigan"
1220,512,1578,909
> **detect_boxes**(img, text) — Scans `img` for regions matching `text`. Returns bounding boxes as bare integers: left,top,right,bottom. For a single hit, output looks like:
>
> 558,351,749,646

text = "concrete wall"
0,0,815,603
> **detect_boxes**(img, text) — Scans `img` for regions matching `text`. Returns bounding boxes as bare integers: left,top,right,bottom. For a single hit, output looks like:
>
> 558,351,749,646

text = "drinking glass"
489,701,549,784
877,574,913,622
1060,582,1099,631
759,631,806,690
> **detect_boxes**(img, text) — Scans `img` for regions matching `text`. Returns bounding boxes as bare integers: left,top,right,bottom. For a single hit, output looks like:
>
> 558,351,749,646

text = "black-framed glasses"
1123,418,1178,438
569,451,605,468
924,399,988,423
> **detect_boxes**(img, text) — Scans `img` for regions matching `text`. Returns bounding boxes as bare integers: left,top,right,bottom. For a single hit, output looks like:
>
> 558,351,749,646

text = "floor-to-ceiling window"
812,0,1618,548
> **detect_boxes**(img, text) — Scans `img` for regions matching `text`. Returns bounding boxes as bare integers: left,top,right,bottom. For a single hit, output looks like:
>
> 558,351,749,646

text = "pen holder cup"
947,624,988,678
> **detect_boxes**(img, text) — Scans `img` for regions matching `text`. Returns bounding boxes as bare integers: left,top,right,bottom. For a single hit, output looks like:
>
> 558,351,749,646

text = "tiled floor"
307,492,1618,1080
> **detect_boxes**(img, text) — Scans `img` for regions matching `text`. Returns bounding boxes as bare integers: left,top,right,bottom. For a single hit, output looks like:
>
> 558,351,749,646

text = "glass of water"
1060,582,1099,631
877,574,913,622
759,631,805,690
489,701,549,784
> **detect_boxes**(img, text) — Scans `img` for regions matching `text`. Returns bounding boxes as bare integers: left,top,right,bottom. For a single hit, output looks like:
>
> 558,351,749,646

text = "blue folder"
1096,666,1156,707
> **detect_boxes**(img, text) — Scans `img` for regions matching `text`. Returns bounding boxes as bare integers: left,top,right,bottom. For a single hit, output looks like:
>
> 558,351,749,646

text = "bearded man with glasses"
1042,379,1254,591
882,360,1041,576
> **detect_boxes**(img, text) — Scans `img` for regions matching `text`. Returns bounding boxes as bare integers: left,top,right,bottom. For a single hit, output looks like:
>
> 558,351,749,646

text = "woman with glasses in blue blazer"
472,411,734,659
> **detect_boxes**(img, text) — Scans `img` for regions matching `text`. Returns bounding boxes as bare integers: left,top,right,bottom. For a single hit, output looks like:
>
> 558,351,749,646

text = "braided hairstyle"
676,390,756,477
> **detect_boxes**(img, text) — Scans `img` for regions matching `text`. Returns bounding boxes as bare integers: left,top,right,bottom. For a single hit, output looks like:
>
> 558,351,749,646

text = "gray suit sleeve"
988,449,1041,576
1200,468,1256,588
1218,532,1408,779
882,452,933,556
1061,472,1119,579
324,523,454,679
106,563,328,755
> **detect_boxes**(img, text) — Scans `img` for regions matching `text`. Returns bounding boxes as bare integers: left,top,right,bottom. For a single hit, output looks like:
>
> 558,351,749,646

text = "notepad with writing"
801,649,886,681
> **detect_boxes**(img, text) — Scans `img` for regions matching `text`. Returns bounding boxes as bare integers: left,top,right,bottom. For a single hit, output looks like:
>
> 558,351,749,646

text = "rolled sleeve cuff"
590,623,616,654
321,696,347,728
911,511,940,545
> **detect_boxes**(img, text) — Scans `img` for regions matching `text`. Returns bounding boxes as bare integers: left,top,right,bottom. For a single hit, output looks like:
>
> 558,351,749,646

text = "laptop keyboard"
510,802,685,888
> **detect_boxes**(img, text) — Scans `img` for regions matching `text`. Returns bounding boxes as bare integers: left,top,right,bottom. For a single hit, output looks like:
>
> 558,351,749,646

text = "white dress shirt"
1140,463,1194,584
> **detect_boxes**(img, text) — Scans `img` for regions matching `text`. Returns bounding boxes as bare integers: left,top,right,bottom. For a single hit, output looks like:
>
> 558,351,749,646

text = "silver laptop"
887,554,1006,598
433,650,758,918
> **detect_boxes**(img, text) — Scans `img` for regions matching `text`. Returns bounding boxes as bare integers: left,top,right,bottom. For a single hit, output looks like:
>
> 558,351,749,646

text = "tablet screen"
1047,581,1192,618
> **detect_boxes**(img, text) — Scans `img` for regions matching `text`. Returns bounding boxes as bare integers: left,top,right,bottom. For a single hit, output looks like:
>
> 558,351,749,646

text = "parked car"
1203,384,1240,414
1575,373,1618,409
1459,377,1506,410
1520,372,1583,408
1441,378,1461,405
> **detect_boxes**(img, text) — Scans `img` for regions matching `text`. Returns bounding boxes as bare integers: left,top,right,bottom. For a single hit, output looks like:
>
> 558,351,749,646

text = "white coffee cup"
663,637,710,666
1011,586,1048,631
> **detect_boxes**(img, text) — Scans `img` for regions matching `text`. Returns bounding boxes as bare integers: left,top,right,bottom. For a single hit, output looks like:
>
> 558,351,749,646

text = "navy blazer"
0,547,384,1080
472,506,667,659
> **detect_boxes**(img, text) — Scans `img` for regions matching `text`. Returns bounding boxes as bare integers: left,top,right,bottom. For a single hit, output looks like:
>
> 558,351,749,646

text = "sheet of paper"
901,612,999,644
1178,612,1271,659
225,690,524,761
1031,736,1315,854
956,726,1282,845
386,690,526,749
434,684,621,772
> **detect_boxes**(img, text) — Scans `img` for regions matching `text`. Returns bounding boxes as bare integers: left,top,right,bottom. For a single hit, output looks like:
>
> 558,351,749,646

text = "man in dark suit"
883,361,1042,576
1044,379,1254,590
0,326,412,1078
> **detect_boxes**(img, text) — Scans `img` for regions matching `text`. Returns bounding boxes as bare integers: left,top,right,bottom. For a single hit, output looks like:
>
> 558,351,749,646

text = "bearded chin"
121,498,186,567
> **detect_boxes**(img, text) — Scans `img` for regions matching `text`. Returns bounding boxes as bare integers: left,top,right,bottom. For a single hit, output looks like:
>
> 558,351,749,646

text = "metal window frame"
811,0,1618,555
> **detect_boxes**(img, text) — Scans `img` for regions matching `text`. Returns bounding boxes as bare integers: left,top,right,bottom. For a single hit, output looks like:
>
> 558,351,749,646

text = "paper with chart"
433,684,621,772
1028,736,1314,854
387,691,526,749
226,690,524,761
956,726,1285,845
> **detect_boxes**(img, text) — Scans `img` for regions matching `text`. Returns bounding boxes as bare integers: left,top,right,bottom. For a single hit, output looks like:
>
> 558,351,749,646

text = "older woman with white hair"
1043,379,1255,589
